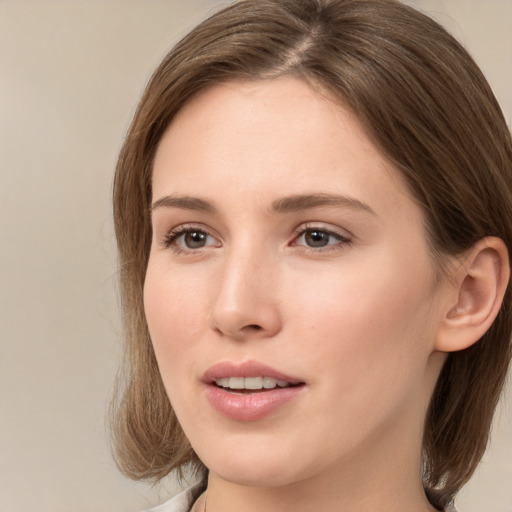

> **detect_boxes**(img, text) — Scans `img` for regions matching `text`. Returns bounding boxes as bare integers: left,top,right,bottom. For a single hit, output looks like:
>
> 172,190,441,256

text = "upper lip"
202,360,303,385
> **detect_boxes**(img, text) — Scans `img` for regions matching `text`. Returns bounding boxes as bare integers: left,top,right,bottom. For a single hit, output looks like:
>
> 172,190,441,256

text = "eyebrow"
150,193,376,216
151,195,217,213
270,193,376,216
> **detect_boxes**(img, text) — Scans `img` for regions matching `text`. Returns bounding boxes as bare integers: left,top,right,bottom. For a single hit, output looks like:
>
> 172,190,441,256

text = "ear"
435,237,510,352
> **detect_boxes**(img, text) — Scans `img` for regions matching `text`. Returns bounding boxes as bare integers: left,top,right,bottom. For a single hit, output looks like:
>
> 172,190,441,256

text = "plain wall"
0,1,510,511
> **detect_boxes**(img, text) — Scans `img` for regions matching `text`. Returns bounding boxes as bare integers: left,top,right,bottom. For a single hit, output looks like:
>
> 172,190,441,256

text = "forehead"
152,77,414,219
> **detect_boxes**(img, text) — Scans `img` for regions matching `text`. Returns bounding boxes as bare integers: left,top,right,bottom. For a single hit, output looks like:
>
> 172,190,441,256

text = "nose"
208,248,282,341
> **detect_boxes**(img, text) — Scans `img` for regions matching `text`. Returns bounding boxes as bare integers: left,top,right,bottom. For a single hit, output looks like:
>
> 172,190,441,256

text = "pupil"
185,231,206,248
305,230,329,247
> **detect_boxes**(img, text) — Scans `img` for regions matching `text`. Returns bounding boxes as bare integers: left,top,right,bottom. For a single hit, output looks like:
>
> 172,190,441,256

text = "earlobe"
435,237,510,353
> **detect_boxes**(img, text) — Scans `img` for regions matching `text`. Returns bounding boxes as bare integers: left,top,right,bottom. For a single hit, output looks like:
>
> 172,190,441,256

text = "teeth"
262,376,277,389
244,376,263,389
215,377,229,388
215,376,292,390
229,377,244,389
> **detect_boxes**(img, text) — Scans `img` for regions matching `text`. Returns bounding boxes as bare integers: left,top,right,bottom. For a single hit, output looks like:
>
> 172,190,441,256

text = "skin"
144,77,456,512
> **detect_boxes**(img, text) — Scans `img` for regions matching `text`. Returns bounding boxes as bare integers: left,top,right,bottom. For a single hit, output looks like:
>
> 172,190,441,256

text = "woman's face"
145,77,450,489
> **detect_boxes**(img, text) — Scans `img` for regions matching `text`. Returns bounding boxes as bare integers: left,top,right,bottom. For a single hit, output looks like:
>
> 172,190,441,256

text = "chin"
212,463,305,488
197,440,313,488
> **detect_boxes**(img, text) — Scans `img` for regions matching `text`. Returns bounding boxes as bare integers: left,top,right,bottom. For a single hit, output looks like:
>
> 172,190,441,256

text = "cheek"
143,263,215,429
290,252,438,392
290,269,437,454
143,262,209,378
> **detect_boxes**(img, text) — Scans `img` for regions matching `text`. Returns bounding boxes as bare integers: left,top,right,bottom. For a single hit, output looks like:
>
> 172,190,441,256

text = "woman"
111,1,512,511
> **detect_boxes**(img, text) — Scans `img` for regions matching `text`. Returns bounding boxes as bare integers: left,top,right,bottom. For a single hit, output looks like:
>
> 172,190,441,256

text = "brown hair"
112,0,512,508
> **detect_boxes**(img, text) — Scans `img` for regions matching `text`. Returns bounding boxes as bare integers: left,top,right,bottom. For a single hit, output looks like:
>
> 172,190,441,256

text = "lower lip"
204,384,304,421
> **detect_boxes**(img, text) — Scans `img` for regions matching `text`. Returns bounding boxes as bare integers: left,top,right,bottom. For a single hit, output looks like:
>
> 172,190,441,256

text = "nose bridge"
209,238,281,339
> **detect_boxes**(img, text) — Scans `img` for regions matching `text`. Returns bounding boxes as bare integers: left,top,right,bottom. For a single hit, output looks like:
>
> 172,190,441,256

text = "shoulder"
143,483,204,512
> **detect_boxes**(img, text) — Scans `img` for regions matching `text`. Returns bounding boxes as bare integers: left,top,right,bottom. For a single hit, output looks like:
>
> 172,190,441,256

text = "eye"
163,225,220,253
301,229,334,248
181,230,210,248
293,226,350,250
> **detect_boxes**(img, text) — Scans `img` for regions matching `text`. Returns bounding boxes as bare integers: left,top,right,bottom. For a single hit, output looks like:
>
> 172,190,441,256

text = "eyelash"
162,224,217,254
161,223,352,255
291,223,352,253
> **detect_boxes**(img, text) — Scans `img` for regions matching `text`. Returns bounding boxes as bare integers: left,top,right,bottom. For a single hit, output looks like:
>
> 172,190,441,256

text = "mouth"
213,376,303,393
202,361,305,420
203,360,304,390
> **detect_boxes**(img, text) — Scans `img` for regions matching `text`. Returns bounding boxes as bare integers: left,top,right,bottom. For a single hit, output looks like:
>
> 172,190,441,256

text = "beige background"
0,1,510,511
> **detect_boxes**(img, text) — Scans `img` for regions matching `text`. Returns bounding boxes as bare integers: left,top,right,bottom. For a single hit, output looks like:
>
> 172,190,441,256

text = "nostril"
245,324,263,331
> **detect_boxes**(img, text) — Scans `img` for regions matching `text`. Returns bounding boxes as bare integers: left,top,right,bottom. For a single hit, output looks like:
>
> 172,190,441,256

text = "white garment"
144,484,458,512
144,483,204,512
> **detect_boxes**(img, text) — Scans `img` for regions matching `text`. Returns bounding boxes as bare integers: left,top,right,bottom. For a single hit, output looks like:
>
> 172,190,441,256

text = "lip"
202,360,303,384
202,360,305,421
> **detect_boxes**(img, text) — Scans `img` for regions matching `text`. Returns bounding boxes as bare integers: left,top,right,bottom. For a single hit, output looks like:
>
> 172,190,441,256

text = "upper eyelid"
160,223,216,243
165,222,218,238
169,223,208,232
291,222,353,239
170,224,217,237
